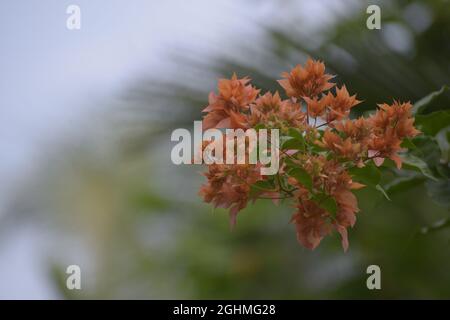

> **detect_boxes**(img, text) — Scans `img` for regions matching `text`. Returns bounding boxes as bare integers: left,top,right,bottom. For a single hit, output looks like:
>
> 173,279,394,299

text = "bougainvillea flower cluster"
199,58,419,251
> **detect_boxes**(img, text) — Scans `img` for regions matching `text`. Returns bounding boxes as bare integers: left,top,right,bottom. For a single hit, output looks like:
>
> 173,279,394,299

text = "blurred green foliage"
6,0,450,299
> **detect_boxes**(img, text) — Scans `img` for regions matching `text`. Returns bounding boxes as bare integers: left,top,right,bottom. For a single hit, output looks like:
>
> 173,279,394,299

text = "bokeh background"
0,0,449,299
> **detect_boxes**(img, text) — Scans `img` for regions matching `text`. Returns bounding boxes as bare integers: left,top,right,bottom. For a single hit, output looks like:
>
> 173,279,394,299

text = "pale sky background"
0,0,340,299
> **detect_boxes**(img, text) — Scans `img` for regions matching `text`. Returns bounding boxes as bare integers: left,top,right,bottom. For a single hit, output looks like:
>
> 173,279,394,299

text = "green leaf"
435,162,450,179
283,157,300,169
400,153,439,181
251,179,275,191
288,167,312,190
312,193,338,216
384,175,425,195
287,128,304,140
279,135,291,145
250,179,276,196
310,143,326,153
400,137,416,150
282,129,306,151
321,197,338,216
425,179,450,209
381,158,396,168
415,110,450,136
282,138,305,151
413,85,450,115
419,218,450,235
410,135,441,168
436,128,450,163
348,163,381,187
375,184,391,201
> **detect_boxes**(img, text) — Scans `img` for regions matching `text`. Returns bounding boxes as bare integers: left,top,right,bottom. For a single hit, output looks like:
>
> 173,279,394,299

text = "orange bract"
278,58,335,99
199,163,263,228
323,85,361,122
368,101,420,168
202,73,260,129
